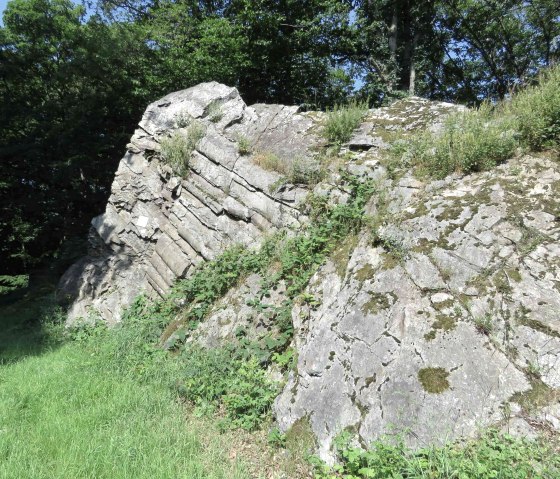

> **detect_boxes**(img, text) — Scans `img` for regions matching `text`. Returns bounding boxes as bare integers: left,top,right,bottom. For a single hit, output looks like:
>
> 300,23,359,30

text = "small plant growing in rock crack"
474,313,494,335
254,151,325,185
323,100,369,145
236,134,252,155
373,232,408,260
206,101,223,123
160,122,205,176
527,360,542,379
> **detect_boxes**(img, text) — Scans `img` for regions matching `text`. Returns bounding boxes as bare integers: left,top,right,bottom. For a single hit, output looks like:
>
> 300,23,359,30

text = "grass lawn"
0,286,248,479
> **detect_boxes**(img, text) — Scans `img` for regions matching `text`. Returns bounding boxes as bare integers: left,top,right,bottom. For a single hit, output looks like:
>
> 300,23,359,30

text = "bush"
160,122,205,176
323,100,368,145
177,348,278,430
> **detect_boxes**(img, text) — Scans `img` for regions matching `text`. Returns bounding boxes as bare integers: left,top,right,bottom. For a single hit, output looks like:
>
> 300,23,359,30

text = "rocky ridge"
59,83,560,461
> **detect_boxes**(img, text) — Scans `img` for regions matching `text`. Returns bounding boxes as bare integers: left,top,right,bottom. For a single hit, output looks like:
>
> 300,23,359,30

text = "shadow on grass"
0,271,64,365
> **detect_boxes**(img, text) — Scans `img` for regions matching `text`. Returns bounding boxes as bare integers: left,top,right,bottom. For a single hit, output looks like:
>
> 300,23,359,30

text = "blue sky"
0,0,8,24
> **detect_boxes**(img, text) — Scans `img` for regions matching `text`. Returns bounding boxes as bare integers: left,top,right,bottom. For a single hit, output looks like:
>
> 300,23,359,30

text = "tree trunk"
409,32,419,95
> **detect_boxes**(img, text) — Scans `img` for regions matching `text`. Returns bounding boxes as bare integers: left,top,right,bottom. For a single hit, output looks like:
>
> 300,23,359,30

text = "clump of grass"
510,66,560,150
323,100,368,145
207,101,224,123
253,151,325,186
390,65,560,179
400,103,518,178
474,313,494,336
253,151,283,172
160,121,205,176
237,134,252,155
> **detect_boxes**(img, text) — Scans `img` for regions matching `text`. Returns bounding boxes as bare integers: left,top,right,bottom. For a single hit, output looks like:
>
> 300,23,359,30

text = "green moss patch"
362,293,393,315
424,314,457,341
355,263,376,282
418,367,450,394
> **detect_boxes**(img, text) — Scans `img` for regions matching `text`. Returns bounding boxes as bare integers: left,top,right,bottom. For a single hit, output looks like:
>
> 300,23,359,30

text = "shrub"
160,122,205,176
323,100,368,145
177,348,277,430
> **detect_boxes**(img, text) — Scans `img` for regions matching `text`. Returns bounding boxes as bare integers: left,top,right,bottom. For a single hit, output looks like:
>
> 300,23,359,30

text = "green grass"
323,100,368,145
390,65,560,178
313,430,560,479
0,294,248,479
160,121,205,176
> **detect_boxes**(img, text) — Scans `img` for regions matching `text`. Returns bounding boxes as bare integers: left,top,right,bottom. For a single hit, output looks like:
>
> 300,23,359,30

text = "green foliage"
0,274,29,295
509,66,560,150
323,101,369,145
236,135,252,155
160,122,205,176
0,0,155,273
314,430,560,479
177,348,278,430
390,65,560,179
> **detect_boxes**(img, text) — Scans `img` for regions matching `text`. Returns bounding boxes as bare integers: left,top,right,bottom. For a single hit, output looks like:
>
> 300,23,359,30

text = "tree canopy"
0,0,558,275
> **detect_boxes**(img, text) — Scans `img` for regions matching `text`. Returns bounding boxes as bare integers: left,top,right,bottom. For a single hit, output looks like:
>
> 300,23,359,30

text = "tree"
0,0,152,274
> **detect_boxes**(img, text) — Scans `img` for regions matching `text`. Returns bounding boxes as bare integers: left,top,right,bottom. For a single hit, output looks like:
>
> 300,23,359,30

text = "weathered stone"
59,83,560,462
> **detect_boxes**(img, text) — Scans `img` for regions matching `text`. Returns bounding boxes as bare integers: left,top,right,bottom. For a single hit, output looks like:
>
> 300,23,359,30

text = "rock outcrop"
60,83,560,461
58,82,321,324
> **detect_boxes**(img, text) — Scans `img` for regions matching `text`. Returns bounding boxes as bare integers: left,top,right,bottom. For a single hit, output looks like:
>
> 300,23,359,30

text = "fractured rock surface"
274,155,560,461
60,83,560,460
59,83,319,324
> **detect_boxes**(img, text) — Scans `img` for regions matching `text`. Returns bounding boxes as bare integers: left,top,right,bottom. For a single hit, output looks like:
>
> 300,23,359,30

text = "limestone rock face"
275,154,560,461
59,82,320,324
60,84,560,460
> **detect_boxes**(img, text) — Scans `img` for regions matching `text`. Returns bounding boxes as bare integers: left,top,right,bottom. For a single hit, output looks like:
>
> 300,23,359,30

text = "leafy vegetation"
160,122,205,176
0,285,250,479
0,274,29,295
237,135,253,155
323,101,369,145
177,349,277,430
313,430,560,479
390,65,560,179
253,151,326,186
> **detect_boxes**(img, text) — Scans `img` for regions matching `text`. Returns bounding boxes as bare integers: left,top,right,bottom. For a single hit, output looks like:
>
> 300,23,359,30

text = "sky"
0,0,8,24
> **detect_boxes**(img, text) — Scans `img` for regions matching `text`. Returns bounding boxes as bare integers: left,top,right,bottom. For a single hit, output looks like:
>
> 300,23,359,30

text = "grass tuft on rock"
323,100,368,145
390,65,560,178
